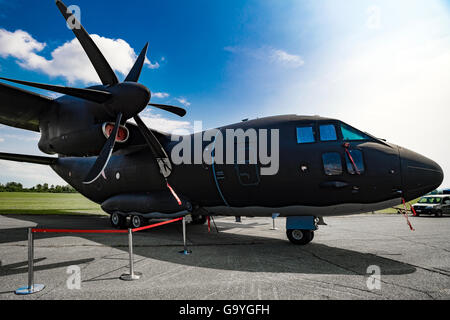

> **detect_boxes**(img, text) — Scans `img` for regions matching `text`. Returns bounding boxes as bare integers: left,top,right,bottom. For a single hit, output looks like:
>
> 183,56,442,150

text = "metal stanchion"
179,216,192,255
120,229,141,281
15,228,45,295
271,213,280,230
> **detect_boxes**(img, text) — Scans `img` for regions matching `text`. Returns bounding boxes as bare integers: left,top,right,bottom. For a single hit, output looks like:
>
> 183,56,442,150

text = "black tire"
286,229,314,245
130,215,145,229
191,215,207,225
110,213,127,229
435,211,443,218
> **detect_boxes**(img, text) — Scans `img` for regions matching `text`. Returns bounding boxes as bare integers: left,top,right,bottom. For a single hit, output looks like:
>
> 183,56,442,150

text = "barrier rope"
401,198,415,231
32,228,127,234
31,217,183,234
130,217,182,233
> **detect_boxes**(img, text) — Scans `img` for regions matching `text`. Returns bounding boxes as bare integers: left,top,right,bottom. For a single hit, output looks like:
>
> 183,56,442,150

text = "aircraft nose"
399,147,444,201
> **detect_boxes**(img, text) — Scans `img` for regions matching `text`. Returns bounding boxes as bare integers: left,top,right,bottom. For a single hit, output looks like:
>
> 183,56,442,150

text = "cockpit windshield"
340,124,370,141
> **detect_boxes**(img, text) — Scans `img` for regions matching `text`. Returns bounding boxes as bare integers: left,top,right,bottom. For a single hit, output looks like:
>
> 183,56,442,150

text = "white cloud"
0,160,66,188
175,97,191,107
131,109,192,134
152,92,170,99
0,137,4,143
225,46,304,69
0,29,46,60
270,49,304,68
0,28,159,84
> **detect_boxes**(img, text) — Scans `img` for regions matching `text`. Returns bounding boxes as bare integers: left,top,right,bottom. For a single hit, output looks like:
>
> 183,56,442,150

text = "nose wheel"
286,229,314,245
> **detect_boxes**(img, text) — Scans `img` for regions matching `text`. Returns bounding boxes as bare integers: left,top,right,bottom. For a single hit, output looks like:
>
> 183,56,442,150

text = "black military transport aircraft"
0,1,444,245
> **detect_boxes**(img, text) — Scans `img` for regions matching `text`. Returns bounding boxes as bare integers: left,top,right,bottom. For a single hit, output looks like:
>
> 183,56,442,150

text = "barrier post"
271,213,280,230
120,229,141,281
15,228,45,295
179,216,191,255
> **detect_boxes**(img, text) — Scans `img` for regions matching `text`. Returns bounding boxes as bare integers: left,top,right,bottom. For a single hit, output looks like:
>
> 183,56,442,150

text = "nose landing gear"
286,216,318,245
286,229,315,245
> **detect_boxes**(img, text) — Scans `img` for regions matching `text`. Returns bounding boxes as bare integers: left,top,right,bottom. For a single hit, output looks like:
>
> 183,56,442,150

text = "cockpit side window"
345,149,365,175
322,153,343,176
297,126,315,144
341,124,370,141
320,124,338,141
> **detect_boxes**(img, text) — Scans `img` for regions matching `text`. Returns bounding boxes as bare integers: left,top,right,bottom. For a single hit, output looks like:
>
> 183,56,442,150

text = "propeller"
0,0,189,188
84,112,123,184
55,0,119,86
148,103,187,117
0,77,111,103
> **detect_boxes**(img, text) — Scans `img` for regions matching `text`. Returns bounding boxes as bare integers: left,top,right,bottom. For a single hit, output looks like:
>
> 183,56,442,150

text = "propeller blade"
0,77,111,103
134,115,172,178
55,0,119,86
148,103,187,117
125,43,149,83
83,113,123,184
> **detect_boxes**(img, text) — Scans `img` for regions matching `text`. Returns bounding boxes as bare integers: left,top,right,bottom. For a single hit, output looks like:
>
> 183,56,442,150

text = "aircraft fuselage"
51,115,444,218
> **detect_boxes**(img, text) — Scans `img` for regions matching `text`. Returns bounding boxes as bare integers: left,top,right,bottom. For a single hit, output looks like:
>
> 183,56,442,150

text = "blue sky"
1,0,450,187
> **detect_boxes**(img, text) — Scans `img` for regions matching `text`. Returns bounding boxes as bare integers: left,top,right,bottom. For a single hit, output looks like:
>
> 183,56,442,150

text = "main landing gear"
110,213,145,229
110,212,127,229
110,213,208,229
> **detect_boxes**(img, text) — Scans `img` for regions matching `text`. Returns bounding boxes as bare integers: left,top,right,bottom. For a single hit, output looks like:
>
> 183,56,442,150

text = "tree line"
0,182,77,193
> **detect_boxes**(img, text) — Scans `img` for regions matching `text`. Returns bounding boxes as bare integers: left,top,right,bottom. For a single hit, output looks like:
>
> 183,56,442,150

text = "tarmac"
1,213,450,300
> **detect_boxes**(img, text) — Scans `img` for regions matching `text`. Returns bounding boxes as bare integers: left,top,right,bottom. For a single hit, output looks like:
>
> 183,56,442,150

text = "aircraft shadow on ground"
0,215,417,276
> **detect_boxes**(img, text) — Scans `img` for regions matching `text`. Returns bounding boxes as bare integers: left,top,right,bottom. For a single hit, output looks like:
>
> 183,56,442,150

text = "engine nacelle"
38,122,129,156
37,96,133,156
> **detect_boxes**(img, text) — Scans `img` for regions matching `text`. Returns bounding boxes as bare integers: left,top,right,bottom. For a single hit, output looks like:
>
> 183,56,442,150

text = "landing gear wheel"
110,213,126,229
131,215,145,229
191,215,207,225
287,229,314,245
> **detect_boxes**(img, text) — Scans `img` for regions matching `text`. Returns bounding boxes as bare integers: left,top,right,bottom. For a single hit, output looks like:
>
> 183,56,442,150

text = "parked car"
412,195,450,217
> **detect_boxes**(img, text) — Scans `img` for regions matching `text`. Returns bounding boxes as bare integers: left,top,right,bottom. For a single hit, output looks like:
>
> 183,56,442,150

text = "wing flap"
0,82,54,132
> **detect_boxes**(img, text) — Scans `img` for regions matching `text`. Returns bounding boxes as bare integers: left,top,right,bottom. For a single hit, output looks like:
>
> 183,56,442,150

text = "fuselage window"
345,149,365,175
320,124,337,141
297,126,315,144
322,153,343,176
341,124,370,141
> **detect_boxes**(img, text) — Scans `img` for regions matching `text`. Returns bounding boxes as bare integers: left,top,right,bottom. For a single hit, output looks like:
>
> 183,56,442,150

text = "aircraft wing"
0,82,54,132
